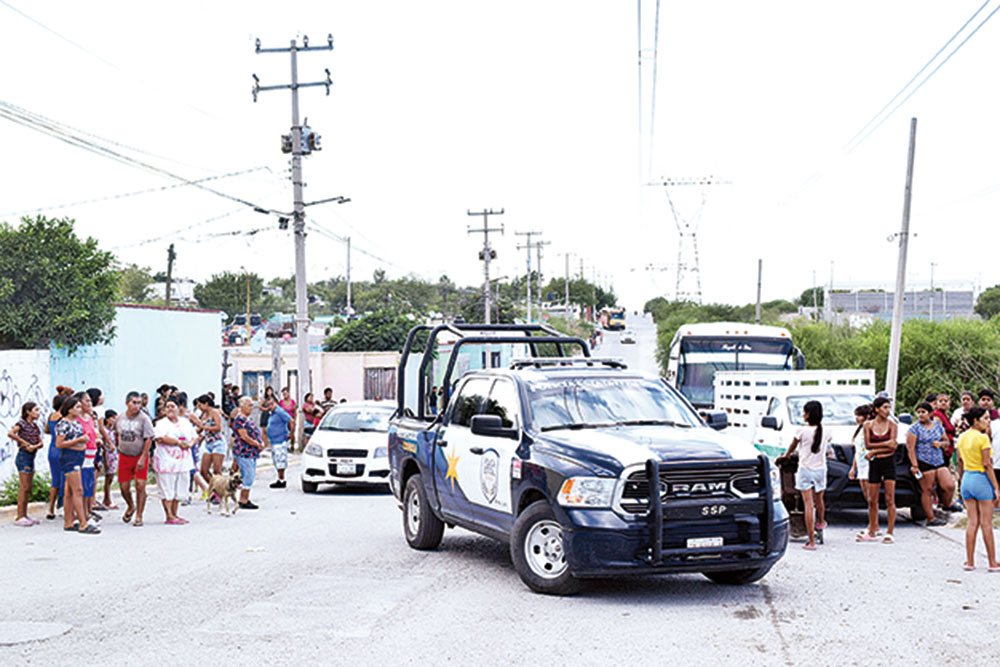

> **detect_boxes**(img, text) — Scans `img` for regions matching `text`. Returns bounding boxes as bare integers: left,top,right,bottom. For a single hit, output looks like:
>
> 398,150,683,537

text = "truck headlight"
304,442,323,457
557,477,616,508
770,466,781,499
373,446,388,458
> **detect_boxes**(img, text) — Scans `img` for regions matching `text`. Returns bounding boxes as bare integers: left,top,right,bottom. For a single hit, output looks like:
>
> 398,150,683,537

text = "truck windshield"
526,377,700,431
318,407,394,432
679,337,795,406
786,394,872,426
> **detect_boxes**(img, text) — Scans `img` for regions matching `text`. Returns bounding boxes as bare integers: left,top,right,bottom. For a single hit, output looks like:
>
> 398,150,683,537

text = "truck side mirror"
898,413,913,425
471,414,519,439
704,411,728,431
761,416,778,430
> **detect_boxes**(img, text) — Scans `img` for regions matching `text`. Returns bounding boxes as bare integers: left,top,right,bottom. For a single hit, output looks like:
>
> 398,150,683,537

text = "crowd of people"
780,389,1000,571
8,381,342,534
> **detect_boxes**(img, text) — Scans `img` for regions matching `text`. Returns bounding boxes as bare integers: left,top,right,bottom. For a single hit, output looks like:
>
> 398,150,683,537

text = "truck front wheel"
402,474,444,550
511,502,582,596
703,564,773,585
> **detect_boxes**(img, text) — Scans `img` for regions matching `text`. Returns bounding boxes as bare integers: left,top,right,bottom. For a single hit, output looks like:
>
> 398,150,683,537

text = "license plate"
687,536,724,549
336,463,356,475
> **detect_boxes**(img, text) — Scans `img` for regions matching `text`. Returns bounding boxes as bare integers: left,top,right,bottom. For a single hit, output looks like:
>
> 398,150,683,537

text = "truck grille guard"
641,454,773,565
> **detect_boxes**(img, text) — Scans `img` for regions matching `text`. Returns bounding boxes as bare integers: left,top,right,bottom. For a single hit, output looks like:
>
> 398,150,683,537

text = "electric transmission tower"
647,175,730,303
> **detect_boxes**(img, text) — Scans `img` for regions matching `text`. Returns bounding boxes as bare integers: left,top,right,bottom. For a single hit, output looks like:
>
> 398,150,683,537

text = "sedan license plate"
687,536,724,549
336,463,357,475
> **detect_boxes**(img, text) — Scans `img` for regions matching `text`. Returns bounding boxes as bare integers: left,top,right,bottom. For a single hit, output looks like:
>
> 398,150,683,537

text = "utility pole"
253,34,333,451
165,243,176,307
535,240,551,317
564,252,572,325
755,259,762,325
886,118,918,403
467,209,504,324
245,270,251,341
515,230,541,322
929,261,936,321
345,236,352,317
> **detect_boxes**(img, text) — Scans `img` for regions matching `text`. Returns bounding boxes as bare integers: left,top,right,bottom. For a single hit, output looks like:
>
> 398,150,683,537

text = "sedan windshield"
319,407,394,432
786,394,872,426
526,377,700,431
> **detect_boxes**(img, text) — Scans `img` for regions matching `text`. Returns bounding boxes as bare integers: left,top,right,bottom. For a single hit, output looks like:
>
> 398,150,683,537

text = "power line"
110,208,248,250
846,1,999,152
0,166,270,218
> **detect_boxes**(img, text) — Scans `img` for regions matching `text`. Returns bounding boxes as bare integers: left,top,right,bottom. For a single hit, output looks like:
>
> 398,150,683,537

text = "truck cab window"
484,380,520,429
450,378,491,427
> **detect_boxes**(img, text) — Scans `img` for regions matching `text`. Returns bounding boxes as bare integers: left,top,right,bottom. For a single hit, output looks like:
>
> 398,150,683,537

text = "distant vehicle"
666,323,804,410
233,313,263,328
621,330,636,344
301,401,395,492
599,307,626,331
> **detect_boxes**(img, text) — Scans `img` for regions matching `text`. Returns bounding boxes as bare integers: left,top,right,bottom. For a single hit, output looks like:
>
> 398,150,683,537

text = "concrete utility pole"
515,231,541,322
165,243,176,307
929,261,936,321
886,118,918,403
535,240,551,317
253,34,333,450
345,237,352,317
564,252,572,325
755,259,762,325
467,209,504,325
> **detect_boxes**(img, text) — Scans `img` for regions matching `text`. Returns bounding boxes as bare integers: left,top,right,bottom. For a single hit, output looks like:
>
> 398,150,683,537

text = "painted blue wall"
50,305,222,413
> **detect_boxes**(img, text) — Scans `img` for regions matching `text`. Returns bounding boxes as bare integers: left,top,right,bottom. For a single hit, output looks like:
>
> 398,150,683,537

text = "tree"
323,310,417,352
194,271,279,318
0,216,118,349
975,285,1000,319
117,263,153,303
798,287,824,308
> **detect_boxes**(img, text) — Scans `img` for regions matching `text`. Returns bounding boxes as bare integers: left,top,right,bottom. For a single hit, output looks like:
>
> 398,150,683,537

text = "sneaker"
268,480,287,489
238,501,259,510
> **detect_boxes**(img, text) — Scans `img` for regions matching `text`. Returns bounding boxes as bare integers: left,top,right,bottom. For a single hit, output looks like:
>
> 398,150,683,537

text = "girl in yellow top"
955,406,1000,572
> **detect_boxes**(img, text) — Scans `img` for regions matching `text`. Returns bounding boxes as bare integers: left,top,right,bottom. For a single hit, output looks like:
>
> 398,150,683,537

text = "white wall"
0,350,51,483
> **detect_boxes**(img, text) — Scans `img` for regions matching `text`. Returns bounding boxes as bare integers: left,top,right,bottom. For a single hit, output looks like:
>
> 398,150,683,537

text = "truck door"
754,397,785,459
434,376,490,524
464,378,521,533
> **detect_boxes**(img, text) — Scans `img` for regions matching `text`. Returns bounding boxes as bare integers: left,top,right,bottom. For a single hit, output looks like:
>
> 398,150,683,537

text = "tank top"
203,412,223,444
869,422,893,459
80,417,98,463
47,419,60,462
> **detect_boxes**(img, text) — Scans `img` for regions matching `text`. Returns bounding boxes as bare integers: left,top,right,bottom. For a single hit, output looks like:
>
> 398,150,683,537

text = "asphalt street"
2,315,997,666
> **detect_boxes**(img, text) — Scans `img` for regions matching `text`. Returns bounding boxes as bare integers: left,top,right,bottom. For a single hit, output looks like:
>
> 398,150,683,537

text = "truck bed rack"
508,357,627,370
396,323,591,421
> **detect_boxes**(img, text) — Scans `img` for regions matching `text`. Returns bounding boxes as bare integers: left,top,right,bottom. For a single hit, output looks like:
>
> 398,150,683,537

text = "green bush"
0,471,52,506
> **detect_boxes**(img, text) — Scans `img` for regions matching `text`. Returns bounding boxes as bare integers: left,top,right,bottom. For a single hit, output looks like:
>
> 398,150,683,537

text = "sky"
1,1,998,311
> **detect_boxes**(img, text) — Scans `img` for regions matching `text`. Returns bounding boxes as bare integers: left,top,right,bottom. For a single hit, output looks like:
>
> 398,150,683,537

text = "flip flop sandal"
63,522,80,532
133,519,144,527
988,566,1000,573
882,535,895,544
802,543,817,551
77,524,101,535
963,563,976,571
123,509,134,523
856,533,879,542
46,513,56,520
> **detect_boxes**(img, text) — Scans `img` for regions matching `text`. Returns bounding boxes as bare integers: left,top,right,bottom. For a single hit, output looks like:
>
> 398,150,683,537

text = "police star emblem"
445,446,460,491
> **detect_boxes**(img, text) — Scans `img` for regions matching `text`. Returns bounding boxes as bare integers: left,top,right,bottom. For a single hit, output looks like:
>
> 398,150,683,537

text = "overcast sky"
1,1,997,310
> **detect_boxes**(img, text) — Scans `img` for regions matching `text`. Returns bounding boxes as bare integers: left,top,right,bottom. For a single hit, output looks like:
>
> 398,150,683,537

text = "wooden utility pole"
886,118,918,402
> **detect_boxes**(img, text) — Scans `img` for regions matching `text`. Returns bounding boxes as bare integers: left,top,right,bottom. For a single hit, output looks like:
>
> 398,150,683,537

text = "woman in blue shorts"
956,406,999,571
45,393,67,519
195,394,227,485
55,396,100,535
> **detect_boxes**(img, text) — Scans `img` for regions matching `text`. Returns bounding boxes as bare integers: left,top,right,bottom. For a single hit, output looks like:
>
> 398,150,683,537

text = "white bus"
665,322,805,409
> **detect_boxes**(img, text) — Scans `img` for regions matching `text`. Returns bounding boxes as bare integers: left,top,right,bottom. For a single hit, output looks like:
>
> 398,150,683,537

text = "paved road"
595,311,660,375
3,319,998,665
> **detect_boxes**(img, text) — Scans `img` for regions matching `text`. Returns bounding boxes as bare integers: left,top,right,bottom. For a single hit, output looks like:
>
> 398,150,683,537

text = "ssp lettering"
701,504,727,516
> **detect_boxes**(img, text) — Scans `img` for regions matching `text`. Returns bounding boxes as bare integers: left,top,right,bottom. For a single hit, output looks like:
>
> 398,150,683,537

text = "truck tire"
301,480,318,494
511,502,582,596
703,564,774,585
403,474,444,550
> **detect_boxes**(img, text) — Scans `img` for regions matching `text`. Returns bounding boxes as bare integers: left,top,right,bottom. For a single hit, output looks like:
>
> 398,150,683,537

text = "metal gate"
364,367,396,400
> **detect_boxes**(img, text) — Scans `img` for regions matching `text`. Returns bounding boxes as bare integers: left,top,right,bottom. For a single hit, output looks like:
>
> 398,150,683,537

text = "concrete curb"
0,454,301,524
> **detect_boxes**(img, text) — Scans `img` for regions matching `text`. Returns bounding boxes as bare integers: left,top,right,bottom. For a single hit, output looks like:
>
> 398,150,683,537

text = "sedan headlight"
557,477,616,508
304,442,323,457
373,446,388,458
770,466,781,499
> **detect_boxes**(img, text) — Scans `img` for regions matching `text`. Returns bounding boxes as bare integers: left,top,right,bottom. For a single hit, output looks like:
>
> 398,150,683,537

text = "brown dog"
207,471,242,516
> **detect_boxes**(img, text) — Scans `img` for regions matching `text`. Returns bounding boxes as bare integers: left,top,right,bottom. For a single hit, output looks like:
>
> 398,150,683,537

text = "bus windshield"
678,337,795,406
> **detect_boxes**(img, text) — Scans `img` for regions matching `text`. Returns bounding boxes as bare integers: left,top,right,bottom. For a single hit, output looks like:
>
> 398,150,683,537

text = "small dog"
207,471,242,516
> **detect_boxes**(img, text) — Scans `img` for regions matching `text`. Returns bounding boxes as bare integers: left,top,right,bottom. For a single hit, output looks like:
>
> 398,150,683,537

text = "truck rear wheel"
403,474,444,550
511,502,582,596
703,564,773,585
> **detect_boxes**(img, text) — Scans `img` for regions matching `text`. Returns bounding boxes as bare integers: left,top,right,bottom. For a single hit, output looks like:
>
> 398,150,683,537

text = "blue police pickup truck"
388,324,789,595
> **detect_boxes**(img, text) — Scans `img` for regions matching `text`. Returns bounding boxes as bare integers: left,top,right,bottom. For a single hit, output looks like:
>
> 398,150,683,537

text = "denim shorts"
235,455,257,488
81,468,96,498
203,437,226,456
15,449,36,474
59,448,86,474
795,467,827,492
961,470,996,501
270,440,288,470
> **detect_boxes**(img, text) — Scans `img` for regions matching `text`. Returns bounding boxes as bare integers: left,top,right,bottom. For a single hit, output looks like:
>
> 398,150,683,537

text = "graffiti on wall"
0,355,51,482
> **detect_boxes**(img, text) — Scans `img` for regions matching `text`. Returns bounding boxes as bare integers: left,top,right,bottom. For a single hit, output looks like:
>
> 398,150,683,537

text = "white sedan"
301,401,395,492
621,330,637,344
